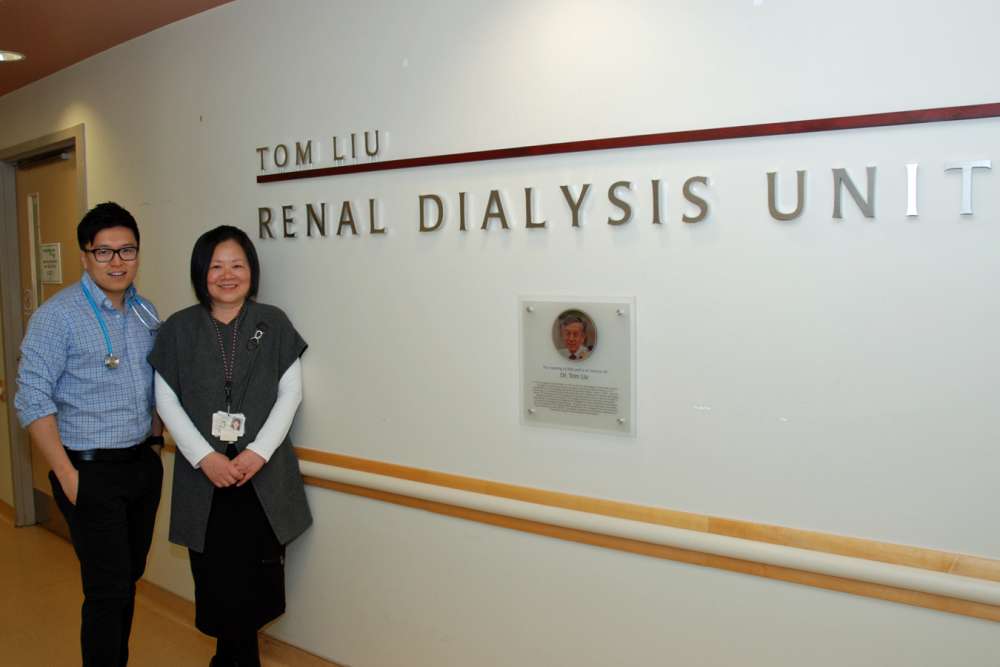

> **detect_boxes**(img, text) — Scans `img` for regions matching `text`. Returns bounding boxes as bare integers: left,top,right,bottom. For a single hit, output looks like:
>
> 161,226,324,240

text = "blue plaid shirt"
15,272,159,451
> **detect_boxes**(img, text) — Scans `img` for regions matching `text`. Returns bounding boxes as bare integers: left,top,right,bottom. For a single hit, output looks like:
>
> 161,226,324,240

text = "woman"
149,226,311,667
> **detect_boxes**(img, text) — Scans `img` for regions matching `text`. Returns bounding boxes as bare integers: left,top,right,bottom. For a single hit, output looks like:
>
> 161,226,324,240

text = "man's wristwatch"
147,435,165,446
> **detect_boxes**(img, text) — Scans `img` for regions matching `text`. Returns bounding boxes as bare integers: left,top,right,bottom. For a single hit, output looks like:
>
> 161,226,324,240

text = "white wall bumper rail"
299,461,1000,607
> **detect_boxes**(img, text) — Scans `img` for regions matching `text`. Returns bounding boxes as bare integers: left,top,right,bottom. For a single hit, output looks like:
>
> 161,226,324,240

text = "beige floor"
0,515,265,666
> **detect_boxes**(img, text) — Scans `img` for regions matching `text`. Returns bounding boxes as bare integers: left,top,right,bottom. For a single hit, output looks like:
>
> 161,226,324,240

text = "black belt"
66,436,159,463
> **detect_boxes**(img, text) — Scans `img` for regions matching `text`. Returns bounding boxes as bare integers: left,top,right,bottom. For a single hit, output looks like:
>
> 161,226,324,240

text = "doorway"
0,125,87,528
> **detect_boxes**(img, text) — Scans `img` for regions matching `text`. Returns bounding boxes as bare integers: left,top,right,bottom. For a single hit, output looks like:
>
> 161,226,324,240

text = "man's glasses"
85,246,139,263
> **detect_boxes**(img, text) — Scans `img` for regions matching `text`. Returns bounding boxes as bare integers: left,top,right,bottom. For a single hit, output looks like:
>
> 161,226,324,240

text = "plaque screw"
526,306,535,313
617,417,625,425
528,408,536,415
616,308,625,316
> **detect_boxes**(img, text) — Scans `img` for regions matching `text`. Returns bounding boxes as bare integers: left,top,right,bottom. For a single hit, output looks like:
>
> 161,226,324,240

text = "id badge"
212,411,247,443
211,411,228,437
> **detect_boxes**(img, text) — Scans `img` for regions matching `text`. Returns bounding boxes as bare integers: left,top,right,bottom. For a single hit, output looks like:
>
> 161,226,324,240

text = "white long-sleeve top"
155,359,302,468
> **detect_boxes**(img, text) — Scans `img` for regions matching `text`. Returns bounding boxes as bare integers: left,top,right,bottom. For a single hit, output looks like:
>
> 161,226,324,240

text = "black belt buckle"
67,449,97,463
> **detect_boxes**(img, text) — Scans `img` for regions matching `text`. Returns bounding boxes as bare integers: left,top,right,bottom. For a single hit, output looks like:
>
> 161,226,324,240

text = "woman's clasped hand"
197,450,264,488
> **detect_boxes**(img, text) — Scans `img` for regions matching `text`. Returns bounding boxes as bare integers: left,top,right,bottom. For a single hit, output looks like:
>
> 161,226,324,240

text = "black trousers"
211,634,261,667
50,446,163,667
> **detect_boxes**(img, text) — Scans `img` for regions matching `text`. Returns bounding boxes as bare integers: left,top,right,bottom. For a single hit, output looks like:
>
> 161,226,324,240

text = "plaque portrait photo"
552,310,597,362
520,296,635,436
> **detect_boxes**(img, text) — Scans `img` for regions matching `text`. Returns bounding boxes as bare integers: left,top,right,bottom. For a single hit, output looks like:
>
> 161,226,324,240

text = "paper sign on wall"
39,243,62,284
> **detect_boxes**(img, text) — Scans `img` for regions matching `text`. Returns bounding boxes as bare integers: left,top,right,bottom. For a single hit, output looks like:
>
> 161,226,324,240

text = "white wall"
3,1,999,664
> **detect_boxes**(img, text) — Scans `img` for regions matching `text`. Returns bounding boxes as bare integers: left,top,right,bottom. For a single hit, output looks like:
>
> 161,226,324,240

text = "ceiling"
0,0,233,98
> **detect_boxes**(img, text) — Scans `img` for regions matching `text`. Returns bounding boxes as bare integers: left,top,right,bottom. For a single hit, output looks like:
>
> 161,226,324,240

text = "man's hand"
26,415,79,504
233,450,266,487
199,452,244,488
57,468,80,505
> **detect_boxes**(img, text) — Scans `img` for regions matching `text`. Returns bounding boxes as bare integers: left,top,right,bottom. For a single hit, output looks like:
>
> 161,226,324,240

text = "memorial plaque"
520,296,635,436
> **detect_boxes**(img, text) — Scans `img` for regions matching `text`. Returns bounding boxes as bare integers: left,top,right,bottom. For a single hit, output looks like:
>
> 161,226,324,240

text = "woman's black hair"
190,225,261,309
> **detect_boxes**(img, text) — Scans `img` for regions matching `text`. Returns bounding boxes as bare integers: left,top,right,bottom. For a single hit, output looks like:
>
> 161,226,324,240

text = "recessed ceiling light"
0,51,26,62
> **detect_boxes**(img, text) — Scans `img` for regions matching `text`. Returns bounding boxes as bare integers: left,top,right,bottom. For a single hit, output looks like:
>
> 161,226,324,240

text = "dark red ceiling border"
257,102,1000,184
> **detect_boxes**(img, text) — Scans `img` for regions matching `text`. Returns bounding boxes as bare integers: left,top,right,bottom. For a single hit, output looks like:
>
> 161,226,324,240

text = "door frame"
0,124,87,526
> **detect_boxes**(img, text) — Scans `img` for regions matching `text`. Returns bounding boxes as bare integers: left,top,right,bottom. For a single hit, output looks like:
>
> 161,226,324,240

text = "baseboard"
136,579,343,667
259,634,344,667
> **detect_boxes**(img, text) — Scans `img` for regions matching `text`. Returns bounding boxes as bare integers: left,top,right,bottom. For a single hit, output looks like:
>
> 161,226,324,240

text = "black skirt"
188,446,285,638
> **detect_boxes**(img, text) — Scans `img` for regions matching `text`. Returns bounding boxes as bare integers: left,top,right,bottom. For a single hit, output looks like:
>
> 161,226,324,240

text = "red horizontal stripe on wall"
256,102,1000,183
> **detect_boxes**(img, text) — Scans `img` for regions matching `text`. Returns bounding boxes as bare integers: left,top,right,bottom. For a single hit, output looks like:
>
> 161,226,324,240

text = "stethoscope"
81,281,161,369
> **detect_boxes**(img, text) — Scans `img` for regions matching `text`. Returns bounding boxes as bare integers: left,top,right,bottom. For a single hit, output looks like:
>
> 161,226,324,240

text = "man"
15,202,163,667
558,314,592,361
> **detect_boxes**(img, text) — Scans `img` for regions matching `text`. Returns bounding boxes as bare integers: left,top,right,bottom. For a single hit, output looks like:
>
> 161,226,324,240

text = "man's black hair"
190,225,261,309
76,202,139,249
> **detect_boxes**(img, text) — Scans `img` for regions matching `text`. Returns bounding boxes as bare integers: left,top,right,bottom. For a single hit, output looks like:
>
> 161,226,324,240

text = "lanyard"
211,305,246,412
81,281,120,369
